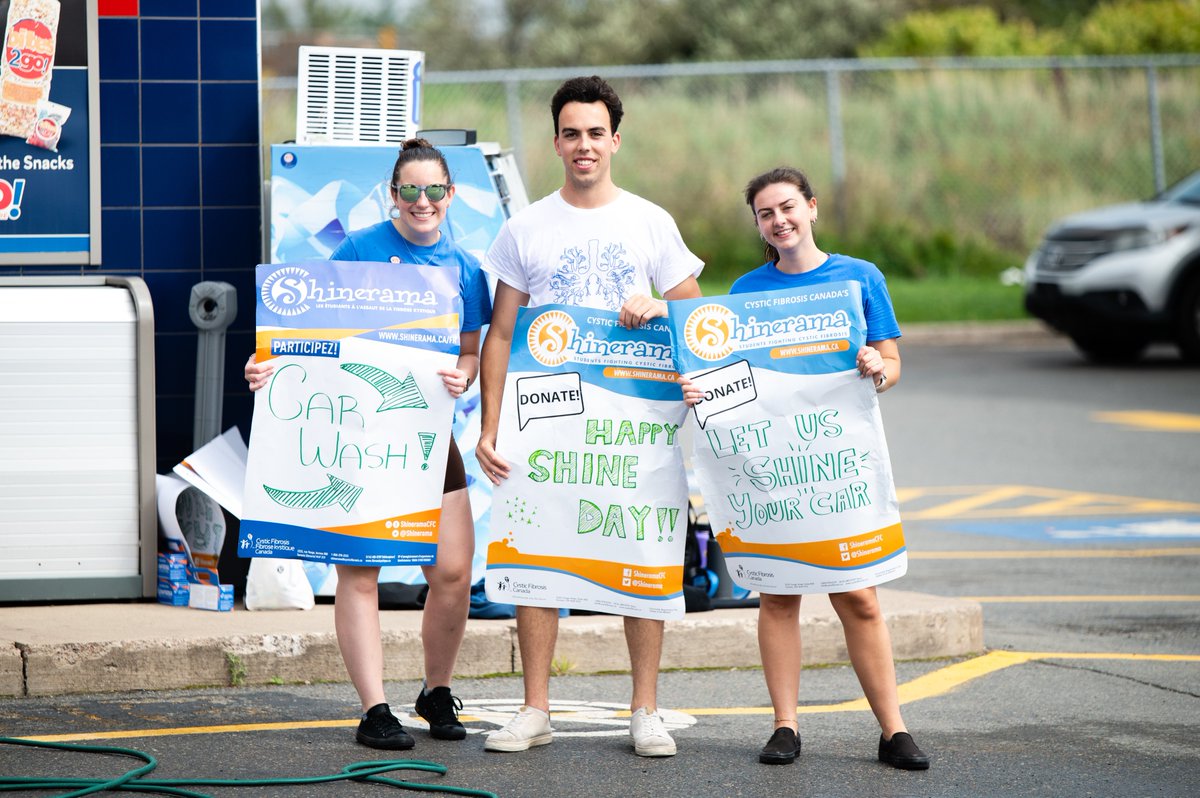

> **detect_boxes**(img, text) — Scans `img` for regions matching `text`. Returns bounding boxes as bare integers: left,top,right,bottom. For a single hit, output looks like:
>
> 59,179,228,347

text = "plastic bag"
244,557,315,611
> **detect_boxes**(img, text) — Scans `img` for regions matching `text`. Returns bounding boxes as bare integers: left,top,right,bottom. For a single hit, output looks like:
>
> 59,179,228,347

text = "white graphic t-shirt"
482,189,703,310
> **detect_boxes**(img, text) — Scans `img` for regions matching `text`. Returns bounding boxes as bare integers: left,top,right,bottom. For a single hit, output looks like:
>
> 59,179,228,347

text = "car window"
1158,171,1200,205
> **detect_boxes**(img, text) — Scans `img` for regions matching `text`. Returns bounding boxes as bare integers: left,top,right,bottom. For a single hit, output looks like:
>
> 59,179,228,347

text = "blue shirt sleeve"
459,257,493,333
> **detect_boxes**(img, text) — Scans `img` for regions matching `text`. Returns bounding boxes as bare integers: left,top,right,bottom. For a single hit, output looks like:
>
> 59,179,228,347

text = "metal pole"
189,281,238,450
1146,66,1165,194
825,68,847,232
505,77,526,180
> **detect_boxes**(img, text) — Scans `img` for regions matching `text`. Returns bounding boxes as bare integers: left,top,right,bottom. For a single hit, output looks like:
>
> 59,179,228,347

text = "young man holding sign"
476,76,703,757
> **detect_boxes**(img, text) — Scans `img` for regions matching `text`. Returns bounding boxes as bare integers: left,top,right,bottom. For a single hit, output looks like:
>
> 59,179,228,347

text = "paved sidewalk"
0,589,982,698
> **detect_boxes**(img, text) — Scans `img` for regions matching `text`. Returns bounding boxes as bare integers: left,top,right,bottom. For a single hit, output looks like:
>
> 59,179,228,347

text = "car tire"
1070,333,1149,364
1173,274,1200,363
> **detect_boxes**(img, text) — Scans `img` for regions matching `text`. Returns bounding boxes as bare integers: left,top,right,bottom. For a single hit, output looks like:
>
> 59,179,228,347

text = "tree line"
263,0,1199,74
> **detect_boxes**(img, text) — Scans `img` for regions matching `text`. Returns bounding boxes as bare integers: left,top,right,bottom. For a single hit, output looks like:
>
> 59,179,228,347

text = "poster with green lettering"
240,260,461,566
666,282,906,594
486,305,689,619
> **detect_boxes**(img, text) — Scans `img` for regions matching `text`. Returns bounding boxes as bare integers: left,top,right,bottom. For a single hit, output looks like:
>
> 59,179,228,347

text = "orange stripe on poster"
714,523,905,568
601,366,680,383
324,508,442,542
255,328,369,362
488,538,682,598
390,313,460,330
255,317,459,361
769,340,850,359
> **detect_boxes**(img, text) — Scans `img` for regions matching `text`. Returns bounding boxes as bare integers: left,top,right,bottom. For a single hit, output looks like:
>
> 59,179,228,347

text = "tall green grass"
261,63,1200,318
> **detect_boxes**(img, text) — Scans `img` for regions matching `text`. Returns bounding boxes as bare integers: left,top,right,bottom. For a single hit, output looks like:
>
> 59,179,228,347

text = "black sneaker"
356,703,415,750
878,731,930,770
759,727,801,764
414,686,467,741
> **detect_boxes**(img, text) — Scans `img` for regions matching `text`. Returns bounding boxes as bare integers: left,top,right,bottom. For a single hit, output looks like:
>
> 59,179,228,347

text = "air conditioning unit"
296,46,425,145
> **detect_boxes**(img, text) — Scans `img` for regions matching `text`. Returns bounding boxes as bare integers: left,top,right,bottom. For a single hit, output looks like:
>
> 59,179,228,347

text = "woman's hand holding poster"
240,260,461,566
666,282,907,594
485,305,689,619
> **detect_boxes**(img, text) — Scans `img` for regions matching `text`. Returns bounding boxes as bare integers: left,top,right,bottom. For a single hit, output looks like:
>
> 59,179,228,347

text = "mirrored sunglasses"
394,183,449,202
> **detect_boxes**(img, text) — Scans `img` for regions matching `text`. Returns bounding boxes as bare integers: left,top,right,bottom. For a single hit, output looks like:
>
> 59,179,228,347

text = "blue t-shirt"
730,254,901,341
330,220,493,333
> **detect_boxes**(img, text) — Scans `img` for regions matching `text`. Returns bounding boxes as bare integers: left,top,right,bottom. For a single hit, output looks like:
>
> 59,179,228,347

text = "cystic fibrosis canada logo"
260,266,313,317
683,303,736,361
527,310,576,367
0,178,26,221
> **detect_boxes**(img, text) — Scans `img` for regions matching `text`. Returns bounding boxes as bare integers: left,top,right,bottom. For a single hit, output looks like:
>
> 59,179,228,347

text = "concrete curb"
900,319,1060,346
1,589,982,697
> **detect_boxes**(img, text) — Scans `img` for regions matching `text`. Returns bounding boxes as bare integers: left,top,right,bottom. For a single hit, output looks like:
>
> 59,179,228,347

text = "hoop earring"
389,206,401,220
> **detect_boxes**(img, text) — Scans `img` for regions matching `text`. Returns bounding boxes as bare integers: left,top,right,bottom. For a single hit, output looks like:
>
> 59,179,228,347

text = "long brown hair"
744,166,816,264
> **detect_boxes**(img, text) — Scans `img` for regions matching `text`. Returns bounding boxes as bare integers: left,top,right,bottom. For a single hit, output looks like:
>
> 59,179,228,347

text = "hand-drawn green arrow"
263,474,364,512
340,362,429,410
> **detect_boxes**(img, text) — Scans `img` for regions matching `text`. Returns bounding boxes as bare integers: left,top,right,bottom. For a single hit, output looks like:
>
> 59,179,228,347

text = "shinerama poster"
486,305,690,619
240,260,461,566
666,282,907,594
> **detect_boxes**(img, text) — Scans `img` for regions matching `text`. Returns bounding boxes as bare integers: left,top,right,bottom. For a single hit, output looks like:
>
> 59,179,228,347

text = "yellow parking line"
912,548,1200,559
18,651,1200,742
961,594,1200,603
1093,411,1200,432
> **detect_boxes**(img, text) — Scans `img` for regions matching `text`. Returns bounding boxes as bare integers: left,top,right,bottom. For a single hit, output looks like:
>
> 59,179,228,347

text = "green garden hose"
0,737,498,798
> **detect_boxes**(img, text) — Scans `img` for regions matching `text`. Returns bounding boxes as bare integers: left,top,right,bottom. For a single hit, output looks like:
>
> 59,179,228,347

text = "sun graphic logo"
683,303,736,360
527,310,576,367
260,266,313,317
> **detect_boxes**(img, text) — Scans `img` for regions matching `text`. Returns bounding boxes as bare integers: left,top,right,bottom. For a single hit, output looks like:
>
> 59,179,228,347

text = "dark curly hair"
550,75,624,135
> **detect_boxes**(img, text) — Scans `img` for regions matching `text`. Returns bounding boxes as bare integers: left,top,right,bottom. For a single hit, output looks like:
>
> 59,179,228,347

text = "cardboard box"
157,552,189,582
156,579,189,606
188,582,234,612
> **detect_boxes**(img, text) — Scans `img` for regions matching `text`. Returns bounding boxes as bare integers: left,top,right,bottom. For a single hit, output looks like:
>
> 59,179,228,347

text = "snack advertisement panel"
485,305,690,620
240,260,462,567
0,0,97,264
666,282,907,594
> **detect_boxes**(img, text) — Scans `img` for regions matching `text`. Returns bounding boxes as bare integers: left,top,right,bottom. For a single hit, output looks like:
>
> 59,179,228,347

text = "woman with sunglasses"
245,138,491,750
681,166,929,771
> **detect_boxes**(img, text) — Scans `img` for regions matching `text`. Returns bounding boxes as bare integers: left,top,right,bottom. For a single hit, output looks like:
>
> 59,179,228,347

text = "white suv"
1024,170,1200,363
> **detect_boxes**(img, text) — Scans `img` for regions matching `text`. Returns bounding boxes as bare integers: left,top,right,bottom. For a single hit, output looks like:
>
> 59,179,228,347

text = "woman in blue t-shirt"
246,139,492,751
683,166,929,770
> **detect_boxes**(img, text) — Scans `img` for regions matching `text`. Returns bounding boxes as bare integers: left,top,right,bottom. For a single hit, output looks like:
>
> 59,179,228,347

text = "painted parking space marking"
1092,410,1200,432
895,485,1200,521
19,653,1198,744
912,547,1200,559
940,516,1200,543
959,594,1200,604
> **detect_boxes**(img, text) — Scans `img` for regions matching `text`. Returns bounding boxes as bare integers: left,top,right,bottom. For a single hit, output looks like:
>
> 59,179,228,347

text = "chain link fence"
263,55,1200,283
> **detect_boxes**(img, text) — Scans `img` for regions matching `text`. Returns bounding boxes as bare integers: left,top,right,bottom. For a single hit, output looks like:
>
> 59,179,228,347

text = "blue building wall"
0,0,261,471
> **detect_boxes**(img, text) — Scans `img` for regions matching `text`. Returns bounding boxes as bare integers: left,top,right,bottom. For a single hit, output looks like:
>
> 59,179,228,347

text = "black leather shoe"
356,703,415,750
415,686,467,741
759,727,801,764
878,731,930,770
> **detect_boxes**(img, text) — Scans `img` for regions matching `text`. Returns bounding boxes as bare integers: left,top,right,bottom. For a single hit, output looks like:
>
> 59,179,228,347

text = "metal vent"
296,46,424,145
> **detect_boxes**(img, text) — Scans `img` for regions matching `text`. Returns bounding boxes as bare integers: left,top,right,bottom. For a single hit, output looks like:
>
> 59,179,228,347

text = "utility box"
0,276,157,601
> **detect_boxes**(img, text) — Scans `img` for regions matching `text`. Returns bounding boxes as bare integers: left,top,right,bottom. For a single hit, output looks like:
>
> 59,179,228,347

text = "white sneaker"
630,707,676,757
484,706,553,752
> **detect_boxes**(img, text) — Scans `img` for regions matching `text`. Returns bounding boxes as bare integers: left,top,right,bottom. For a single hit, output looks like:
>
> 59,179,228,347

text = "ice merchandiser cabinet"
268,143,512,266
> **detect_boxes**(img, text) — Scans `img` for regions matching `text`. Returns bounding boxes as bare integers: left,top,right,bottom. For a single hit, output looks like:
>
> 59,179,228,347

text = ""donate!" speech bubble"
689,359,756,429
516,372,585,430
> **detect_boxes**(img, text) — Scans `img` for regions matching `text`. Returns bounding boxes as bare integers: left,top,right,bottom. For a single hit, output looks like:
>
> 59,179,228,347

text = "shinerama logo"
683,303,735,361
527,310,576,367
0,178,26,221
261,266,313,317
